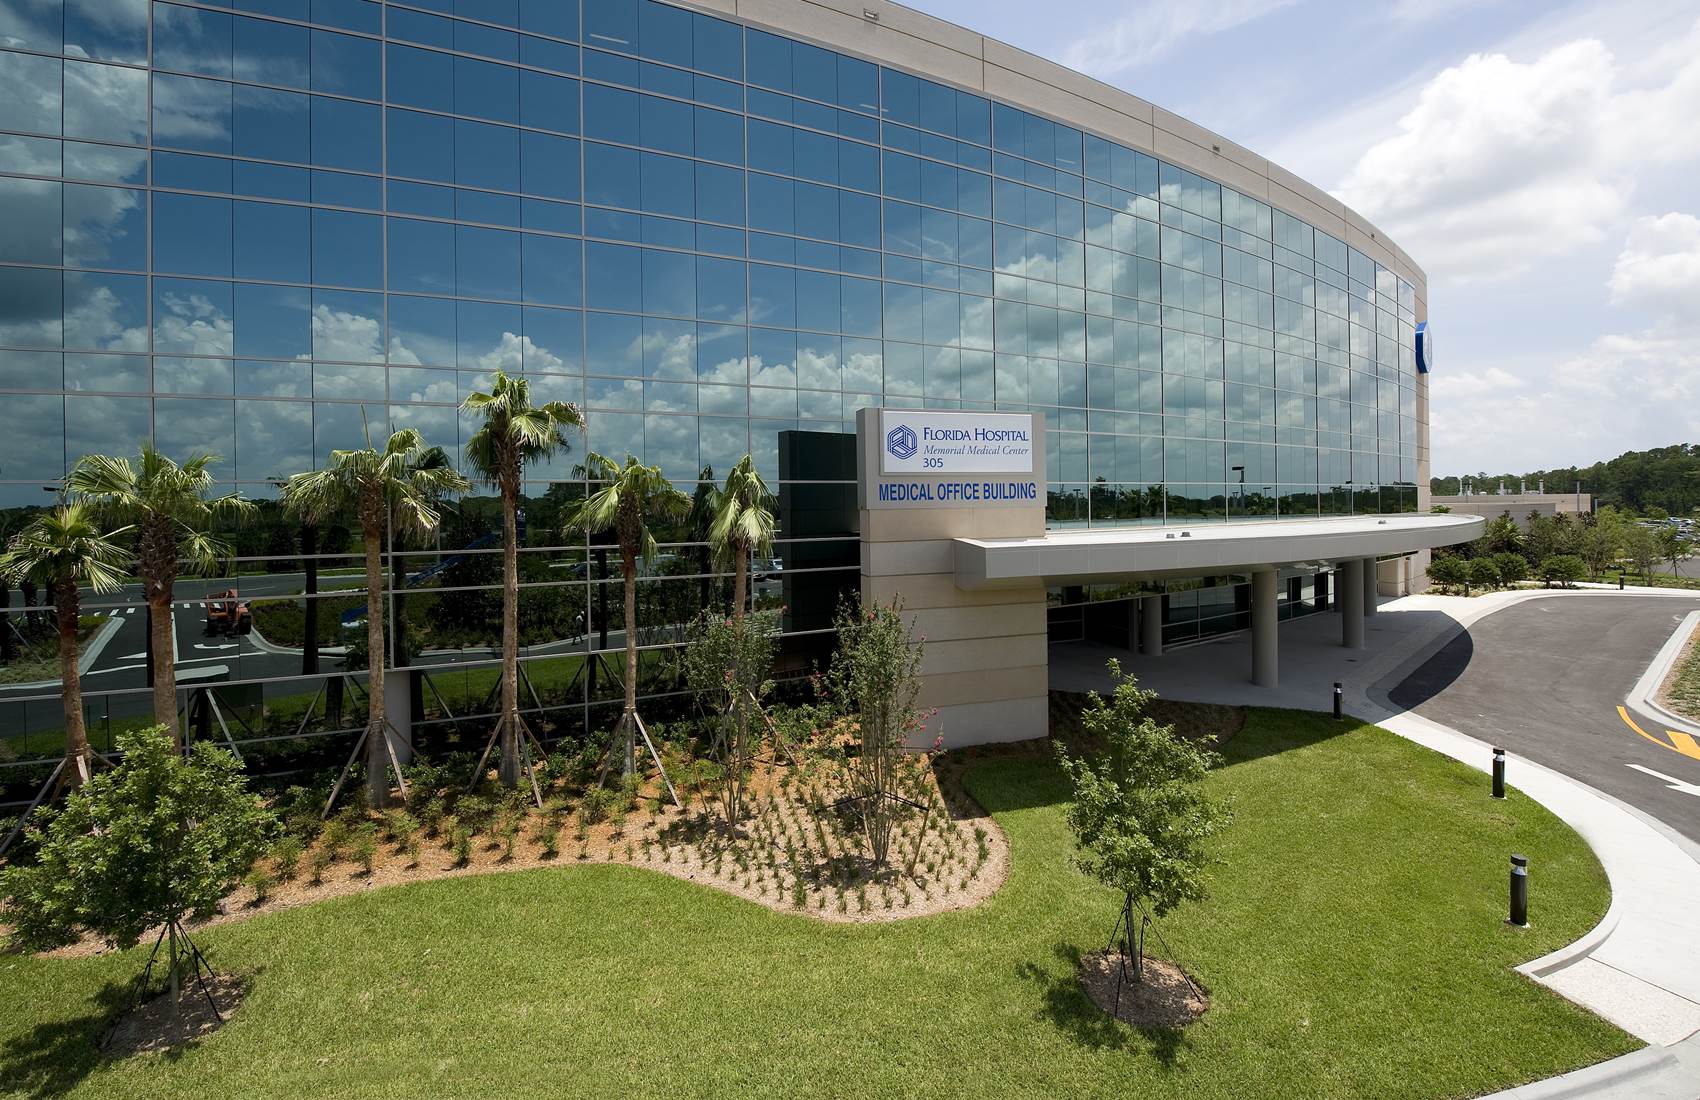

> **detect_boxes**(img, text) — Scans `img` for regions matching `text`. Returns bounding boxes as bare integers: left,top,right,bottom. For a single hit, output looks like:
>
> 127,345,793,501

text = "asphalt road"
1389,594,1700,845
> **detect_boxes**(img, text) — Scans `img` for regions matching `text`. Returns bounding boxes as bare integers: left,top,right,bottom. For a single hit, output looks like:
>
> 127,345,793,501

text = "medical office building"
0,0,1477,754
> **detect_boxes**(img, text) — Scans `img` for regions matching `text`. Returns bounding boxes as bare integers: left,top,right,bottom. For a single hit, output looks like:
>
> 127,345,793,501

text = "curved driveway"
1390,594,1700,845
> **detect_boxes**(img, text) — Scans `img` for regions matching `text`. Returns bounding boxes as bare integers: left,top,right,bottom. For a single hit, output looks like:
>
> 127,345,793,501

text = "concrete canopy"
953,513,1484,589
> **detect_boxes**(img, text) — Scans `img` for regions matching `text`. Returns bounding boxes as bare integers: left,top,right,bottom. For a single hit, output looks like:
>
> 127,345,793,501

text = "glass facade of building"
0,0,1424,763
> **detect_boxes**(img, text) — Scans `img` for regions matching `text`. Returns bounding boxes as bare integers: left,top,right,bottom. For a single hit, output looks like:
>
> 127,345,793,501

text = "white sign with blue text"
878,411,1036,475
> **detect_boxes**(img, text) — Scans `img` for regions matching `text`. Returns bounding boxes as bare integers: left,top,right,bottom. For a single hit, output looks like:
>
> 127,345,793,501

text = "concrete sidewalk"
1050,587,1700,1095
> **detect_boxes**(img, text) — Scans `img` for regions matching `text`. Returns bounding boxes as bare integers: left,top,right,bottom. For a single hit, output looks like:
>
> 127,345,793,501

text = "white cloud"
1608,212,1700,325
1334,23,1700,281
1059,0,1296,79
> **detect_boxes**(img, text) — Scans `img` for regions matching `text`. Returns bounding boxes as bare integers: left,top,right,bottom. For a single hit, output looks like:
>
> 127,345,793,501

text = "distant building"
1430,492,1594,528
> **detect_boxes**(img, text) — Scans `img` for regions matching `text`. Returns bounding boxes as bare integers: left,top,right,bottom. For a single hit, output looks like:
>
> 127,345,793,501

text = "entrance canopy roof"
953,513,1483,589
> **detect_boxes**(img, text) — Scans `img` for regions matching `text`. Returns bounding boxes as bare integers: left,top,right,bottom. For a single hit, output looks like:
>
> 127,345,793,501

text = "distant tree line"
1427,507,1692,593
1431,443,1700,517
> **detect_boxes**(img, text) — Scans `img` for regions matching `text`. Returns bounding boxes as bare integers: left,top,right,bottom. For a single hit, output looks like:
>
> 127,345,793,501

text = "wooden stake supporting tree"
568,453,688,805
281,421,468,816
0,502,130,858
461,370,583,803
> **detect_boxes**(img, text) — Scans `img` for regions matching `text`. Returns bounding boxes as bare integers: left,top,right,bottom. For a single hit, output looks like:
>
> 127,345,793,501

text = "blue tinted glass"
746,174,791,235
64,143,148,186
456,188,519,226
64,61,148,145
838,55,877,113
456,225,521,300
455,119,520,191
584,0,636,50
456,0,518,27
639,152,692,217
0,0,61,53
312,0,381,34
695,256,743,323
390,7,453,48
234,200,309,281
154,151,232,193
154,277,234,356
388,295,456,367
233,86,310,162
583,142,638,208
582,47,637,88
455,19,518,62
694,162,742,225
64,184,145,271
520,305,582,371
747,30,789,92
233,14,309,88
1,52,60,137
313,169,382,209
154,193,232,277
520,70,579,132
388,109,455,183
312,289,384,363
750,264,795,328
585,243,640,310
693,12,740,80
792,42,835,105
520,34,579,75
749,121,791,176
519,0,578,40
237,0,308,20
310,96,379,172
234,282,310,359
311,30,380,99
313,209,383,288
521,197,580,234
639,94,692,155
583,84,638,142
455,299,519,365
64,271,145,349
389,180,455,218
521,233,582,306
153,74,233,154
455,56,519,122
585,311,640,374
155,4,232,78
695,107,742,165
233,161,310,200
389,218,455,295
637,0,689,66
640,248,692,316
0,265,63,348
520,131,580,201
388,45,454,112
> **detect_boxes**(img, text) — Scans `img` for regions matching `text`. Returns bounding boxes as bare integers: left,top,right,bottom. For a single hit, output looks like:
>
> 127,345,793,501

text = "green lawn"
0,710,1635,1099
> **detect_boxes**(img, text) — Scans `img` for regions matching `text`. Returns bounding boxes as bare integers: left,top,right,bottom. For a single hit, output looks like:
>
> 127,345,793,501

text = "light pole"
1232,465,1244,516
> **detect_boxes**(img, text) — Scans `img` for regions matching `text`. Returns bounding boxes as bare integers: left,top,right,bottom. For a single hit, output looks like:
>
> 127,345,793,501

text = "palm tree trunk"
733,541,748,621
498,477,521,788
148,588,179,744
301,521,320,676
362,508,390,808
623,542,637,777
55,579,90,787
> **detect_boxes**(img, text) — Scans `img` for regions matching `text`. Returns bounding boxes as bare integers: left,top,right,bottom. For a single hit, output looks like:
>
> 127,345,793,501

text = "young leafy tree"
461,371,583,791
68,446,255,738
1539,554,1587,588
0,502,130,790
708,455,776,621
1623,524,1661,581
0,726,278,1014
818,596,929,868
678,610,775,826
1490,551,1529,586
1657,525,1692,579
1579,509,1625,580
1426,553,1468,593
568,453,689,778
1055,661,1229,977
282,425,469,810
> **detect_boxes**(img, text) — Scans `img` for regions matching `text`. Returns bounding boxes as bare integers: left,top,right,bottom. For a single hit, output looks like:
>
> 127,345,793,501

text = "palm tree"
568,453,688,784
281,424,468,811
67,447,254,740
708,455,776,621
461,371,583,793
0,502,130,790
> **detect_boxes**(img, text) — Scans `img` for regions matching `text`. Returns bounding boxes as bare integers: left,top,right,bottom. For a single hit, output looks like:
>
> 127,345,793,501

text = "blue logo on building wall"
1415,321,1435,374
886,423,917,460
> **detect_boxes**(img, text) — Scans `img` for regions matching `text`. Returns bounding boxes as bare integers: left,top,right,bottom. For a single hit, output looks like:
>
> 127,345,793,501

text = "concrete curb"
1625,609,1700,737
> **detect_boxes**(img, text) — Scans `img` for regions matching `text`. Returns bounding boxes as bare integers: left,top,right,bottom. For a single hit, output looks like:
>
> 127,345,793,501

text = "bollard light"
1619,573,1625,590
1333,681,1343,720
1491,747,1506,799
1509,854,1528,927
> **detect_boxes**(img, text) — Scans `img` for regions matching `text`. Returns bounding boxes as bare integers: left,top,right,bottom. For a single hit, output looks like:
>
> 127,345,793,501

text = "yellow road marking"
1617,706,1700,761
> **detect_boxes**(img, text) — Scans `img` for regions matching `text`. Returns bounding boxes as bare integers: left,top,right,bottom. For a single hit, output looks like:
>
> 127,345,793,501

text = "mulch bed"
1077,949,1209,1029
1049,691,1245,749
103,973,245,1058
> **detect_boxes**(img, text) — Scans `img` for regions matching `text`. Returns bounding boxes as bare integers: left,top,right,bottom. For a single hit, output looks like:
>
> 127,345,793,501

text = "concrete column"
1341,560,1365,649
1362,556,1378,617
1251,571,1278,687
1140,594,1163,656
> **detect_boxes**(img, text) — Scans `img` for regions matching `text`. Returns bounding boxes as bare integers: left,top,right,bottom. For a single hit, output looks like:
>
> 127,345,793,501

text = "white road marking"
194,642,239,652
1627,763,1700,798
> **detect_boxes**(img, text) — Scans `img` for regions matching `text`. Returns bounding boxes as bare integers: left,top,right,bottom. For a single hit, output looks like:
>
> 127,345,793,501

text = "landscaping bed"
1658,614,1700,722
0,705,1634,1099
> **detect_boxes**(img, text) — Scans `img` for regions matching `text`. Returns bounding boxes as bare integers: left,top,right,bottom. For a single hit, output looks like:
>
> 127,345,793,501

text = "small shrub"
383,809,418,846
245,866,274,905
439,814,461,850
498,816,521,861
402,833,422,868
451,827,473,867
350,825,379,875
309,843,336,884
1465,557,1501,591
535,819,561,860
269,836,303,881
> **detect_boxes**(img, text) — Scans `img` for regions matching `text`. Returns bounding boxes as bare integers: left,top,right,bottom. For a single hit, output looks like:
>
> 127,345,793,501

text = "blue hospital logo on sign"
886,423,918,461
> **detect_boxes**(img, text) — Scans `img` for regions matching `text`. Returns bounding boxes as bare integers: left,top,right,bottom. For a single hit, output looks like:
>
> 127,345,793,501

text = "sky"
903,0,1700,477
